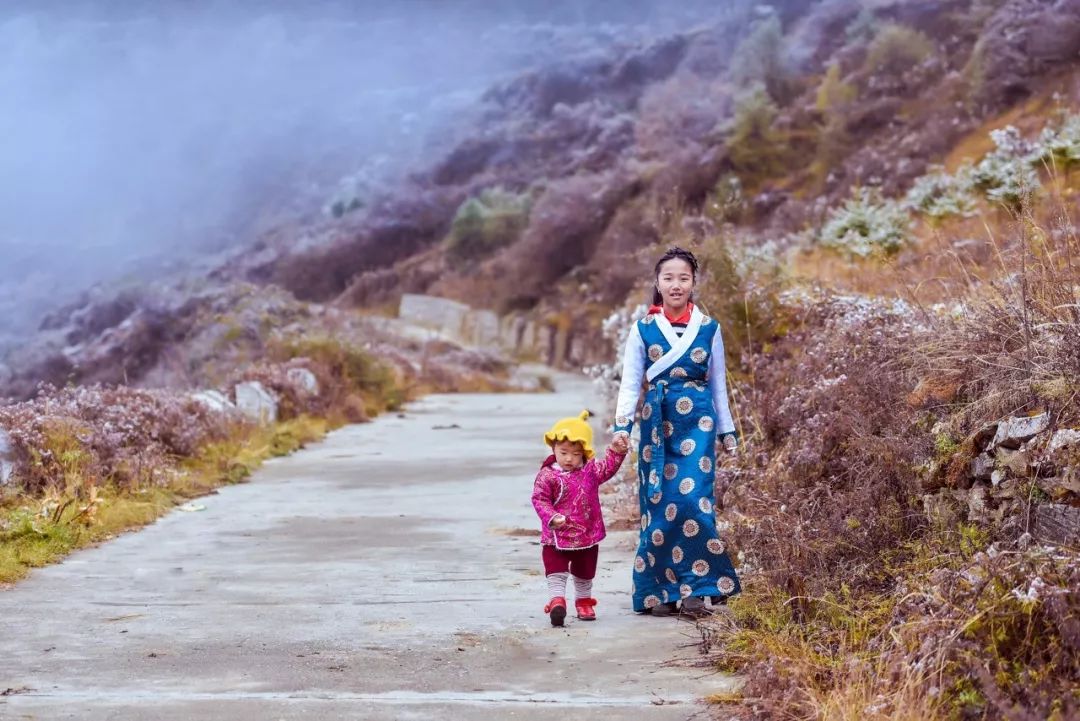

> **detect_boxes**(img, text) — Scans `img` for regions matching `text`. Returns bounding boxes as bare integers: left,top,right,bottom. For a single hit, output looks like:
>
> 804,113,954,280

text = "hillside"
1,1,1079,718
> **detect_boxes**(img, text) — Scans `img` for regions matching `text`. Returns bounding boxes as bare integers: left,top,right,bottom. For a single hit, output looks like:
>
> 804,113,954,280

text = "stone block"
235,381,278,424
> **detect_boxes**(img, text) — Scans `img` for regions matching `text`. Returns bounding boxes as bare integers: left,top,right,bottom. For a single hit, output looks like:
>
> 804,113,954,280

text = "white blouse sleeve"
612,324,645,434
708,326,737,435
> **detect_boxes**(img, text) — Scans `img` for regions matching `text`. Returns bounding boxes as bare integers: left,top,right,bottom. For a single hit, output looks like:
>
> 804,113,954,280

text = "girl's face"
553,440,585,471
656,257,695,310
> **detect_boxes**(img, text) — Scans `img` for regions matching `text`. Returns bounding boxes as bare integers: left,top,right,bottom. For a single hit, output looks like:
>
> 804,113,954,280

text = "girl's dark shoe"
649,601,678,617
544,597,567,627
679,596,713,618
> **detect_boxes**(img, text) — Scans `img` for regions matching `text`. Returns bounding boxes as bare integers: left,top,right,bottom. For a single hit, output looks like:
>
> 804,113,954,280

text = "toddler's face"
553,440,585,471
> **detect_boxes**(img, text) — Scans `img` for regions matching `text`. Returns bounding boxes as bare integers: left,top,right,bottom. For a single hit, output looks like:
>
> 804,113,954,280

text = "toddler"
531,411,628,626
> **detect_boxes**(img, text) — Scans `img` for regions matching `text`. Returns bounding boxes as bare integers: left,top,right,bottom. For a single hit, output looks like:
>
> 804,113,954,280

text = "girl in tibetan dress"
611,247,741,618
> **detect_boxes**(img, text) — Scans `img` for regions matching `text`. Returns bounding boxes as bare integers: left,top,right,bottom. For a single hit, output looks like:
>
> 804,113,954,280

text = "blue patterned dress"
613,306,741,612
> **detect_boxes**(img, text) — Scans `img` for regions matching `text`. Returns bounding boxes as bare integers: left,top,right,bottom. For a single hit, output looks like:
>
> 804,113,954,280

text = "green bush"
819,187,911,257
863,23,934,77
705,173,746,224
726,85,789,187
814,64,858,173
444,187,532,263
904,165,979,220
1033,111,1080,171
969,126,1040,211
729,14,792,103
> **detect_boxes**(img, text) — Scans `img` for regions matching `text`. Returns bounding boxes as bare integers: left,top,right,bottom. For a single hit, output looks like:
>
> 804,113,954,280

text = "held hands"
720,432,738,456
610,434,629,454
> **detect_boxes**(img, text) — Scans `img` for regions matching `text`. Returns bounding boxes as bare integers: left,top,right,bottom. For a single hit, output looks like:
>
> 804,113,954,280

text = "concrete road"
0,374,735,720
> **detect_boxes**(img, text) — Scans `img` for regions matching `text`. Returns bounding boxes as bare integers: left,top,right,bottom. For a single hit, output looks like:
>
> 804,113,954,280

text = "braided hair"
652,246,699,305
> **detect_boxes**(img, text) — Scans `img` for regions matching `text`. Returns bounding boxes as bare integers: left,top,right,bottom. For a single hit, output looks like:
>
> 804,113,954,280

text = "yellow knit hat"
544,410,595,459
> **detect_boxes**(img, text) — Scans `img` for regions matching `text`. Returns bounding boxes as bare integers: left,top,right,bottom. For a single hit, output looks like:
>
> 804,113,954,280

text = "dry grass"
0,415,329,584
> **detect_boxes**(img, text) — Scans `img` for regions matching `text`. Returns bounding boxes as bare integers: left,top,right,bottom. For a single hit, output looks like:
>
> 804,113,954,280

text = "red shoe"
575,597,597,621
544,597,567,627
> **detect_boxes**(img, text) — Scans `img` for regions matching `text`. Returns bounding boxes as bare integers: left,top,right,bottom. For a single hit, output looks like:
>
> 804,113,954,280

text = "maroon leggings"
542,545,599,579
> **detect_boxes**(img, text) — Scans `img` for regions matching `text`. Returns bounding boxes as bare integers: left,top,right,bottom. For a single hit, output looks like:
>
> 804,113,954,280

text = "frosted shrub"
969,126,1040,210
904,165,978,220
1032,111,1080,171
819,188,911,257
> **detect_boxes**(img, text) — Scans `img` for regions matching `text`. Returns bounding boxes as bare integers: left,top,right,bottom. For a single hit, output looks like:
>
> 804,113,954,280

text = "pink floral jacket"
531,448,626,550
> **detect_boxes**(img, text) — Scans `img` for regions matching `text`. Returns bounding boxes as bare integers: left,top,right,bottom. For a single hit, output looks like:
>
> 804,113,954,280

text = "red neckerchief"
647,302,693,324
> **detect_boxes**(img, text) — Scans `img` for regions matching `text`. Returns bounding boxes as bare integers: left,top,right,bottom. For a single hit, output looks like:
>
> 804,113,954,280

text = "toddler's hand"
550,514,567,529
611,435,629,454
720,433,738,456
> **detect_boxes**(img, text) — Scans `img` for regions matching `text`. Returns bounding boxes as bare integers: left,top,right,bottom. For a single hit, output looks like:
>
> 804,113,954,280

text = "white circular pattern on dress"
651,529,665,546
665,568,677,583
680,438,696,456
665,503,678,522
642,402,652,420
718,576,736,594
670,367,687,379
663,421,674,438
692,559,710,577
680,583,693,598
698,416,714,432
616,415,631,428
676,397,693,415
702,315,712,325
649,491,662,505
699,456,713,473
652,427,661,445
690,347,708,364
672,545,684,563
649,469,659,485
640,514,648,531
634,555,646,572
646,510,652,527
664,462,678,480
644,594,660,608
642,315,655,325
707,538,726,554
661,589,669,603
648,344,663,362
679,477,695,495
699,497,712,514
642,446,653,463
647,552,656,567
683,519,700,537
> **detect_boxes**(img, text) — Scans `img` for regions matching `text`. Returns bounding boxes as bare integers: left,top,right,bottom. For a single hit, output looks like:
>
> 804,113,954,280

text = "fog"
0,0,732,348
